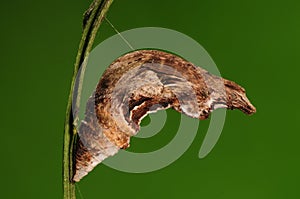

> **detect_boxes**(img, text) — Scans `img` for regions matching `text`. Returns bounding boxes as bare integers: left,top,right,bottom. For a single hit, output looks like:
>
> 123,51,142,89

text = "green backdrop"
0,0,299,198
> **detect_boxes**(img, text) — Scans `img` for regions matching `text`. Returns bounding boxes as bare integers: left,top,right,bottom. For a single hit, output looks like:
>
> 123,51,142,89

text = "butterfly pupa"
72,50,256,182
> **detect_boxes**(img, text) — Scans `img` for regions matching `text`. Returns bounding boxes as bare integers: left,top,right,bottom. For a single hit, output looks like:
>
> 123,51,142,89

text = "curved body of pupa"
72,50,256,182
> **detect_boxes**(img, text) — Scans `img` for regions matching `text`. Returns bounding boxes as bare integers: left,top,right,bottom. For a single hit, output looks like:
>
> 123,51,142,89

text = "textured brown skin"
73,50,256,182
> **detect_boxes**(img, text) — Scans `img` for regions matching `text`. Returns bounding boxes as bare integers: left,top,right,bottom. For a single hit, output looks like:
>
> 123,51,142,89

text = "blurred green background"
0,0,299,198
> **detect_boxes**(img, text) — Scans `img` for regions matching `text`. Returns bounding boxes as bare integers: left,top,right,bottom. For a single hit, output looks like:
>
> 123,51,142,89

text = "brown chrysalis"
72,50,256,182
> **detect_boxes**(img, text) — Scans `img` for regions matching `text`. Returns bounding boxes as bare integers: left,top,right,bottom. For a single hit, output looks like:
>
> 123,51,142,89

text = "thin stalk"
63,1,114,198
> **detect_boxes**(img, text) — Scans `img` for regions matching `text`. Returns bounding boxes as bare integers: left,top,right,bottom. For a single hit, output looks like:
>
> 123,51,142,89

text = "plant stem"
63,1,114,198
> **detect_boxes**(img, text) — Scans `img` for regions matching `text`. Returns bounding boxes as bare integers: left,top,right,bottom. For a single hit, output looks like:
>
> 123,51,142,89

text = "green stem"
63,1,114,198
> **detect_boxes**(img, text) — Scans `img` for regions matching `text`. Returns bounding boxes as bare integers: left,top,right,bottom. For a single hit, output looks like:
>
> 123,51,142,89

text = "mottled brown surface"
73,50,256,182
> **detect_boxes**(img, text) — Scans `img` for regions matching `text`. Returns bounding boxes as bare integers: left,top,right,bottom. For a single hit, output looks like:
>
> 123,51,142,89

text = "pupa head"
223,79,256,115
